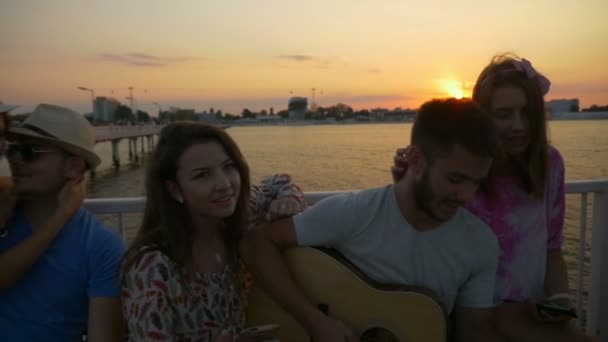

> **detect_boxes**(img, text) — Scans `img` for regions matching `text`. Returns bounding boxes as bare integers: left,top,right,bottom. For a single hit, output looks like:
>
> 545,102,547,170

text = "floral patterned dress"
122,174,305,341
122,251,244,341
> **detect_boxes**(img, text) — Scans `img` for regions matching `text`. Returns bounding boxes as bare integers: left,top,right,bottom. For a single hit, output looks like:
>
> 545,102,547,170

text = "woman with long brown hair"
121,122,305,341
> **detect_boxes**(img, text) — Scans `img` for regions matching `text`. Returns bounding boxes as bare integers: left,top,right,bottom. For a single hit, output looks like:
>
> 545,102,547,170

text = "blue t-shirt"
0,207,125,341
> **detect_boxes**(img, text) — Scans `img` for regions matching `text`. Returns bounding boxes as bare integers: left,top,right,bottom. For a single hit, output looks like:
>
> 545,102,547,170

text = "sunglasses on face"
6,143,55,162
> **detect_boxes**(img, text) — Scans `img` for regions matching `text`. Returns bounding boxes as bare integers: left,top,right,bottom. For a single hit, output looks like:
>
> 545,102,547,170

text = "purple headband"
511,59,551,96
480,58,551,96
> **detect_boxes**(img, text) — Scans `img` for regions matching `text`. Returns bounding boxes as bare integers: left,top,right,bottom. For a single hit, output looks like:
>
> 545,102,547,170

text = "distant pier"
95,125,161,170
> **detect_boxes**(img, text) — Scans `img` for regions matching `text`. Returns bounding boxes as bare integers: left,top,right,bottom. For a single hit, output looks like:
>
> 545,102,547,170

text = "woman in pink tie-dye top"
469,54,597,341
467,54,568,306
466,144,565,303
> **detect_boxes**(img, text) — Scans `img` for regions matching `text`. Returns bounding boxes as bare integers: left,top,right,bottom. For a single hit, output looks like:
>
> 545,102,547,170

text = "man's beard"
412,169,442,222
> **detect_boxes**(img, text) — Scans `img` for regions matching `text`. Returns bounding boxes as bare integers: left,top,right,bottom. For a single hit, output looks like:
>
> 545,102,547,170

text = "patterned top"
122,174,305,341
122,251,243,341
466,147,565,303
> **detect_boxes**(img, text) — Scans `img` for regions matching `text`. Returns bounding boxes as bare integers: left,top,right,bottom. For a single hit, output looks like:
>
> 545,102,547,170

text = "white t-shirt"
294,185,499,314
0,158,10,177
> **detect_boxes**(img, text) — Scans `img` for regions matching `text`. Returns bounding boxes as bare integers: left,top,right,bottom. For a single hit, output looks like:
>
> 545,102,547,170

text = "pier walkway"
94,125,162,169
95,125,161,143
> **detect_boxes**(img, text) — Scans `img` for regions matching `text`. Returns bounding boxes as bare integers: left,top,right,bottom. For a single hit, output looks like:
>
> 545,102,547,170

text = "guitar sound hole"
360,327,399,342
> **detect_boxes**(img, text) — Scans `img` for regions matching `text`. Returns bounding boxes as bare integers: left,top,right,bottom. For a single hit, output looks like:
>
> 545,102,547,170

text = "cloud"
97,53,200,67
278,55,314,62
325,94,412,104
277,55,380,73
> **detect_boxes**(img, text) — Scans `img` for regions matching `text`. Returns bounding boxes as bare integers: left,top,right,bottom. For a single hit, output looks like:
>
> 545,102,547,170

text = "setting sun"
441,80,466,99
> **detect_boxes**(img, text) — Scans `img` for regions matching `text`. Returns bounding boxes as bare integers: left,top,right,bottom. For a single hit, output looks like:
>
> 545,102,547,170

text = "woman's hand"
0,190,16,230
266,196,303,221
391,146,412,183
528,298,575,324
55,177,86,220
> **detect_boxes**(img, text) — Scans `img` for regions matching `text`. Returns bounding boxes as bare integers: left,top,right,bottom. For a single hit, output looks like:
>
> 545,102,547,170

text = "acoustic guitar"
246,247,448,341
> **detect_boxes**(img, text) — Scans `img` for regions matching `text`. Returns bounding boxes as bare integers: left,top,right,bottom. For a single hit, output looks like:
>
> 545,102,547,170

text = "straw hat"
8,104,101,169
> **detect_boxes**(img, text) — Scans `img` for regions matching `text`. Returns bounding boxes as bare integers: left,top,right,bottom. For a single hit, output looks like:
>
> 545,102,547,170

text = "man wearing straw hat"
0,104,125,341
0,101,18,189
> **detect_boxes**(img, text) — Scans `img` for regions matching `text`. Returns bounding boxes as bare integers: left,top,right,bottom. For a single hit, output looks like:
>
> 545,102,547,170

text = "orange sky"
1,0,607,114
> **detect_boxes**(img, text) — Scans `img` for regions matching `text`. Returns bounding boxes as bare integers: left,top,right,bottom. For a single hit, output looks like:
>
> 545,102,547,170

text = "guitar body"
246,247,447,342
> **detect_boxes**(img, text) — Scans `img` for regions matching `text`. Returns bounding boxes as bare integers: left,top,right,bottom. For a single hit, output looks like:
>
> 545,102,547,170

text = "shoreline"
221,112,608,127
224,116,608,127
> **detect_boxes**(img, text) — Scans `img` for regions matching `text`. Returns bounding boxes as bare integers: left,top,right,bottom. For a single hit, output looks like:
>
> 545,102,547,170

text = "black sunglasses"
6,143,55,162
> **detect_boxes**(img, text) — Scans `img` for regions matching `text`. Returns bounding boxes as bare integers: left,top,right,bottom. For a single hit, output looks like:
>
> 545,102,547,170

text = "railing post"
587,191,608,339
111,140,121,169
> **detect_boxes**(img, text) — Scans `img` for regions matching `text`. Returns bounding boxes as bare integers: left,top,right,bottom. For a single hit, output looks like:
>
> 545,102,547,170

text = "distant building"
370,108,388,121
288,97,308,120
197,111,216,123
547,99,579,116
158,107,197,122
93,97,120,122
257,115,281,122
169,107,195,114
388,109,416,121
550,111,608,120
168,107,196,120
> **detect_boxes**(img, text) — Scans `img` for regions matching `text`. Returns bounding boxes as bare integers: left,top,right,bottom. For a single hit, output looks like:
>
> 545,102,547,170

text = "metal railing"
83,179,608,339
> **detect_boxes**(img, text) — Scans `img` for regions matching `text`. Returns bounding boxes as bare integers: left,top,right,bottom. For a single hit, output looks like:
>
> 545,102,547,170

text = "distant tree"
176,110,197,121
341,104,354,119
277,109,289,118
582,104,608,112
215,109,223,120
325,106,337,119
270,107,274,116
114,105,135,123
242,108,255,118
158,109,197,122
356,109,370,117
325,103,353,120
159,110,168,122
315,106,326,119
84,113,94,123
260,109,268,116
136,110,150,122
